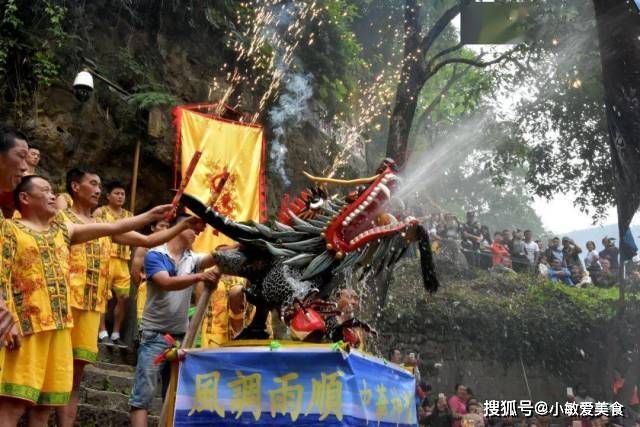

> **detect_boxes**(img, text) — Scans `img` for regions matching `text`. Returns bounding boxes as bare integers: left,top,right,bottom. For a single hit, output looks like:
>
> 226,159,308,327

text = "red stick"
166,150,202,221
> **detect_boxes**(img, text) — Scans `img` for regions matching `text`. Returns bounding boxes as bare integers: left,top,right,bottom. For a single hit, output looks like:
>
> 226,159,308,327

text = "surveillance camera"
73,70,94,102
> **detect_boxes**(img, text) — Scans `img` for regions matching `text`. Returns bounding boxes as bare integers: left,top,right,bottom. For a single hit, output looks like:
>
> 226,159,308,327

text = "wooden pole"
130,139,141,213
158,275,218,427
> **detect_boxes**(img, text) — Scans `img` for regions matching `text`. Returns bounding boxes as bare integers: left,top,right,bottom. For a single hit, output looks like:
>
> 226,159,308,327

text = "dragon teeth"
379,183,391,200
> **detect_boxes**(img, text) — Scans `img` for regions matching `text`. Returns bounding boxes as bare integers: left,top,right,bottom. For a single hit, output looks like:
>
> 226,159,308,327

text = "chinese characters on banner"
174,346,417,426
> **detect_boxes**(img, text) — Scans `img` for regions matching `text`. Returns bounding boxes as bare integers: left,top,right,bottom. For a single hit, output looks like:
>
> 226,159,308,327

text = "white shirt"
584,250,600,268
524,241,540,264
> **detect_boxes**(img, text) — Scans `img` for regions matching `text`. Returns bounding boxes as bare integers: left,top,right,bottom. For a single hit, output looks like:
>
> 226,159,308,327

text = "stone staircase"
72,344,162,426
31,343,163,426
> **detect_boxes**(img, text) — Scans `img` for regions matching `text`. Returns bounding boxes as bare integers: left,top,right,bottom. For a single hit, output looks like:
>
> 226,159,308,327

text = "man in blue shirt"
548,258,575,286
129,216,220,427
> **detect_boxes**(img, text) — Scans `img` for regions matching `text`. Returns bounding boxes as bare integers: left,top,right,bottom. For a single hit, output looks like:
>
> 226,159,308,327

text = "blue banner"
174,345,417,426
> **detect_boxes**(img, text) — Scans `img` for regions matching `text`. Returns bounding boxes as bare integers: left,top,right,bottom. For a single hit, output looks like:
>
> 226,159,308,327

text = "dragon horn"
303,171,380,186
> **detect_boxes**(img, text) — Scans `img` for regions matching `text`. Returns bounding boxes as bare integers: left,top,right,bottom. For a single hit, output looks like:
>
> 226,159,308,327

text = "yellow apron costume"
136,280,147,323
200,276,245,347
62,209,111,363
0,210,5,381
95,207,132,297
0,220,74,405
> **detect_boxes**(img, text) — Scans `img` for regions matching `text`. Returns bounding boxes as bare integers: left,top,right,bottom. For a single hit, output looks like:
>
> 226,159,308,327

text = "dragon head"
304,159,416,257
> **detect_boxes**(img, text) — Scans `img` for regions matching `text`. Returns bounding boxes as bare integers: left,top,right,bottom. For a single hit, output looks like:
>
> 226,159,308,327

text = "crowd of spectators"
415,381,624,427
425,211,624,288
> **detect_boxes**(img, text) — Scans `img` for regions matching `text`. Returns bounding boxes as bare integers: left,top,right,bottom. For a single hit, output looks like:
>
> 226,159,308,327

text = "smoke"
263,2,317,187
269,73,314,187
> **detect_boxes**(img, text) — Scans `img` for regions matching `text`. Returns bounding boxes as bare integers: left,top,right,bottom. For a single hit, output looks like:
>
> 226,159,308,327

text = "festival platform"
171,342,418,426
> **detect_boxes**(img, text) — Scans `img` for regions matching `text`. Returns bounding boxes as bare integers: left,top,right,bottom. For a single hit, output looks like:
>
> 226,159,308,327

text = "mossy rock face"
374,257,637,392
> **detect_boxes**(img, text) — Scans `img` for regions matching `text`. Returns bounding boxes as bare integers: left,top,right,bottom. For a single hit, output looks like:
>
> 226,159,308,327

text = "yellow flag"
174,105,266,347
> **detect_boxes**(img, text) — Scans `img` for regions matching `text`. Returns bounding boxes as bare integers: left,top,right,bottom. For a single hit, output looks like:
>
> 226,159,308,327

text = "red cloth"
491,242,511,266
613,377,625,394
631,385,639,405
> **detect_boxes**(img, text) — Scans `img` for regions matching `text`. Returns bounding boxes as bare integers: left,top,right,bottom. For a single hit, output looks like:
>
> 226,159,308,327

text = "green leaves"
0,0,68,91
127,91,180,112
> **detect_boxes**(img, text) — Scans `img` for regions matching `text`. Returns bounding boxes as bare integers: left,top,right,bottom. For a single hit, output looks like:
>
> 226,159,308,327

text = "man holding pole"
129,216,220,427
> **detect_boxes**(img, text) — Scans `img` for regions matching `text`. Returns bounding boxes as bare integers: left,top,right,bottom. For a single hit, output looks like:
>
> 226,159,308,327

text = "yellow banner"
176,106,265,347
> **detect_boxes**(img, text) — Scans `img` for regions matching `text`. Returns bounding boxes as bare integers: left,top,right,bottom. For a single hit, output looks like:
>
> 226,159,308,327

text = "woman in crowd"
426,394,453,427
584,241,602,275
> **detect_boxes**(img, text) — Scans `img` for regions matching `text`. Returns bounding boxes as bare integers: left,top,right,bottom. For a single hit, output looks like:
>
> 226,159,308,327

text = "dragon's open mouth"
325,167,414,253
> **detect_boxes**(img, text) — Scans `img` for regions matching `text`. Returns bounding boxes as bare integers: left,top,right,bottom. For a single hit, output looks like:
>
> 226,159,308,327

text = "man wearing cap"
562,237,583,271
599,237,620,271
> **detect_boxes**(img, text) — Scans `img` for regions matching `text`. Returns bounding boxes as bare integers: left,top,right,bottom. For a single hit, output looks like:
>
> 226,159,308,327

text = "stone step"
74,403,159,426
81,386,163,415
83,364,134,395
96,360,136,373
97,342,137,366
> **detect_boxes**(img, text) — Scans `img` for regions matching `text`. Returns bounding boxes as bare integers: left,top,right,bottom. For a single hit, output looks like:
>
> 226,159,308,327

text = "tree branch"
414,58,479,136
421,0,473,55
427,42,464,70
429,46,520,78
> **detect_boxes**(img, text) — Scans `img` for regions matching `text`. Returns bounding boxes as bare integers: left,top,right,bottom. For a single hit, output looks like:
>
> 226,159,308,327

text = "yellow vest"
95,207,132,260
61,209,112,313
1,220,73,336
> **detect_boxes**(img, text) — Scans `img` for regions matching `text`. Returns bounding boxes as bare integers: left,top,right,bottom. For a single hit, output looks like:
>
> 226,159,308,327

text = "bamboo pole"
130,139,142,213
158,273,219,427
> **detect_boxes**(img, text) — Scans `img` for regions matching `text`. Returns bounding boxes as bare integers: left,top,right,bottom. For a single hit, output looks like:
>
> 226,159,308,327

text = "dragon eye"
310,199,324,209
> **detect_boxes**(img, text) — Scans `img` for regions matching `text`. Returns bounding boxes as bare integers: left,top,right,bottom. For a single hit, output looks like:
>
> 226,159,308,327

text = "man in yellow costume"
0,174,175,426
0,127,28,347
94,181,133,347
55,168,202,427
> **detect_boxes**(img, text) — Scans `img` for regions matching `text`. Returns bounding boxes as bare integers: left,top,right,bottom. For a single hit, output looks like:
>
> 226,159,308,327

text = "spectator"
562,237,584,271
502,229,514,254
417,382,432,408
491,232,515,274
511,231,529,272
571,266,592,288
390,348,403,364
584,241,602,274
464,399,486,427
428,394,453,427
523,230,540,265
444,213,462,240
593,258,616,288
549,258,575,286
535,239,545,253
449,384,469,427
429,214,443,253
462,211,483,251
404,351,421,382
25,145,40,175
599,237,620,271
544,237,564,264
418,403,430,427
512,231,526,257
538,255,550,277
480,225,492,248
